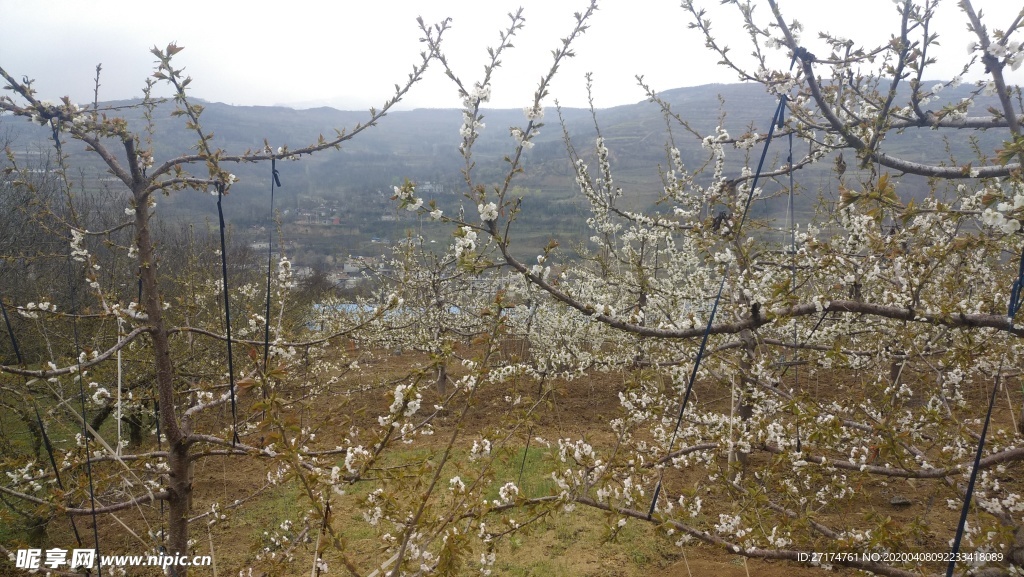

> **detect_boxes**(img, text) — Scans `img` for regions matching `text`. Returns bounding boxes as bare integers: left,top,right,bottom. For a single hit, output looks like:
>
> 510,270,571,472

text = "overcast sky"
2,0,1021,111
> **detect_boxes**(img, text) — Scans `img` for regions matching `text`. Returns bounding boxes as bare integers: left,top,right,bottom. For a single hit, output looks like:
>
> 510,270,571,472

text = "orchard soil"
36,345,1024,577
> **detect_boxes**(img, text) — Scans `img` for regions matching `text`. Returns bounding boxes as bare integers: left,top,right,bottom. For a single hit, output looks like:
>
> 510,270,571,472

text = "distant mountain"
1,81,1009,258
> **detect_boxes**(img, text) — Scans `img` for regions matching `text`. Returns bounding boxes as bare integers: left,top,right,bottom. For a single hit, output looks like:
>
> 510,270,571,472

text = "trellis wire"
263,159,281,376
946,357,1003,577
50,117,104,572
67,242,104,576
259,159,281,439
785,126,802,452
215,181,240,446
34,406,85,547
947,239,1024,574
2,297,87,546
0,298,23,364
116,316,123,456
647,93,790,518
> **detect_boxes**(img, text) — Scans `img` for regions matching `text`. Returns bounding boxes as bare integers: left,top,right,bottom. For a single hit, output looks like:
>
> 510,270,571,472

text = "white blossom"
478,202,498,222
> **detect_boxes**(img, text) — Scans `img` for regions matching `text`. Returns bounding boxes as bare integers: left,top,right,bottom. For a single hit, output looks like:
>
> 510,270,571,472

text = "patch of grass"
619,520,664,567
485,444,556,501
553,519,585,551
485,502,679,577
227,484,307,553
497,555,576,577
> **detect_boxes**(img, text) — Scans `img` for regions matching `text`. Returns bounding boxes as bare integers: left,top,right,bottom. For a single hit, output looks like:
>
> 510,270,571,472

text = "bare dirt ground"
27,344,1022,576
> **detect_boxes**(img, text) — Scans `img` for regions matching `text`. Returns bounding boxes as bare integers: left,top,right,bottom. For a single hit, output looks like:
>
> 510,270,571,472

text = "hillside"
1,81,1006,268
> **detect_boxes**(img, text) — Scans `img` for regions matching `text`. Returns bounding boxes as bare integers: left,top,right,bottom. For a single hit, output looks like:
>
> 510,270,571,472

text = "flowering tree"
0,23,456,575
4,1,1024,576
393,0,1024,575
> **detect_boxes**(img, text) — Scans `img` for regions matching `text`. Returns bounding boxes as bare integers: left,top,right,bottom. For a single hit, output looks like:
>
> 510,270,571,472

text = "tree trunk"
135,188,191,573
